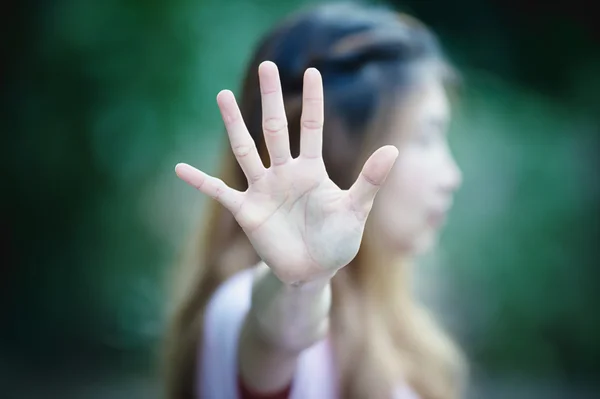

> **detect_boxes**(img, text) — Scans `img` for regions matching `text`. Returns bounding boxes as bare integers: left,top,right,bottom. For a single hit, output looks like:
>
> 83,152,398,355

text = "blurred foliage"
447,72,600,379
3,0,599,390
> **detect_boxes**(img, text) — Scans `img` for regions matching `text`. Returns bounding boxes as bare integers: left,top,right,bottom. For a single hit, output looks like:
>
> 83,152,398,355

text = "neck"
356,225,415,306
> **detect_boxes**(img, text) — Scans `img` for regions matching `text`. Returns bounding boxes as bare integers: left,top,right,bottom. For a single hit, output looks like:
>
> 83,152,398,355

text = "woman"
166,3,467,399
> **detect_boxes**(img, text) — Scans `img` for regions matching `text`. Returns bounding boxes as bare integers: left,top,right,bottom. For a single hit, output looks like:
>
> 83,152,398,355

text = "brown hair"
164,3,466,399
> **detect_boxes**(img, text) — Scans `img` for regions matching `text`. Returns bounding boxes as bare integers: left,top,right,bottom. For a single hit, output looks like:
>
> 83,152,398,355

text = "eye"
413,129,436,147
413,116,448,148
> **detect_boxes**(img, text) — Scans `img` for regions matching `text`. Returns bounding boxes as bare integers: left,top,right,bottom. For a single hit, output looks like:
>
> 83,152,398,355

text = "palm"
238,159,362,283
176,61,398,284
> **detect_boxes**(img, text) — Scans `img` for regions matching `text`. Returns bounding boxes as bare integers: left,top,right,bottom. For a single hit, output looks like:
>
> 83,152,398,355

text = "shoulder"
393,384,421,399
202,266,258,350
198,267,255,399
206,268,255,320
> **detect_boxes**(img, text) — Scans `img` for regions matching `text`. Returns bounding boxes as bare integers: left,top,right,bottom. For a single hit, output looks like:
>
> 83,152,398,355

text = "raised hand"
176,61,398,285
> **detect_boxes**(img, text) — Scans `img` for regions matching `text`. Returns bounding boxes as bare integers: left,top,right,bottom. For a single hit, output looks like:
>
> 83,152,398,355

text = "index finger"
217,90,266,184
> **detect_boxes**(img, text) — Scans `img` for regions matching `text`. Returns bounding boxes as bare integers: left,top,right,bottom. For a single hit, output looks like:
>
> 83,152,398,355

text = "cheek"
371,159,427,232
372,166,438,254
391,155,431,205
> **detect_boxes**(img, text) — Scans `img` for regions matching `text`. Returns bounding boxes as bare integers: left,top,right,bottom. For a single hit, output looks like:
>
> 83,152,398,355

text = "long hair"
164,3,467,399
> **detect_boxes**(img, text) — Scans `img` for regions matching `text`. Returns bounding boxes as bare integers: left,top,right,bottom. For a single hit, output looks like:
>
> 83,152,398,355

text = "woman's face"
370,71,462,255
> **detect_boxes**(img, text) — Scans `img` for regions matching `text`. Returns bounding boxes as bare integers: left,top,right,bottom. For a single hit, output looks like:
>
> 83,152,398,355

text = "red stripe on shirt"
238,375,293,399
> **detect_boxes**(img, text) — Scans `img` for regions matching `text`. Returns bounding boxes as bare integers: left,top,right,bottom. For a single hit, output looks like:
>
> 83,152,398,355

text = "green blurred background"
3,0,599,398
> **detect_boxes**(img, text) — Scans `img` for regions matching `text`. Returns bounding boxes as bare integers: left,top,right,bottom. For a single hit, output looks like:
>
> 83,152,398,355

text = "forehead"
409,71,450,121
389,73,450,130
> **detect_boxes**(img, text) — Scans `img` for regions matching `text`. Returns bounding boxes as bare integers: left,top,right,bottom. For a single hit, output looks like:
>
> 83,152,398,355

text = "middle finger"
259,61,291,167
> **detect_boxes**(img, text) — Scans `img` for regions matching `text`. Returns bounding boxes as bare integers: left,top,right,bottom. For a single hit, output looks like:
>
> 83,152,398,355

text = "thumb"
347,145,398,216
175,163,243,213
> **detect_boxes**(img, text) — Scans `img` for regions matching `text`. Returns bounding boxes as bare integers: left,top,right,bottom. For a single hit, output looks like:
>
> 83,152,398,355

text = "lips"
427,209,447,227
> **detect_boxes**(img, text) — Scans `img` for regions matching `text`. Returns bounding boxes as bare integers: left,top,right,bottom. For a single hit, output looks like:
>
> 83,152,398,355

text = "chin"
399,229,438,256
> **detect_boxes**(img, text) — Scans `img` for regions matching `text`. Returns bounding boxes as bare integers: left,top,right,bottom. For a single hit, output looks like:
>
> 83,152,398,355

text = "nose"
440,154,462,194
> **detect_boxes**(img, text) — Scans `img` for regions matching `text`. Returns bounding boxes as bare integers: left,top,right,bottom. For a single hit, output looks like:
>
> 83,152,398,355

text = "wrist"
266,263,337,290
248,266,332,352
